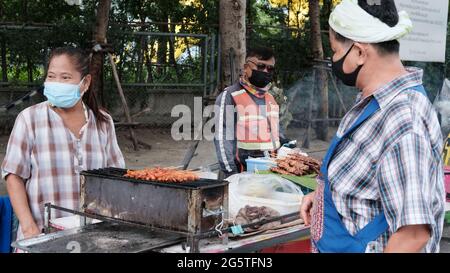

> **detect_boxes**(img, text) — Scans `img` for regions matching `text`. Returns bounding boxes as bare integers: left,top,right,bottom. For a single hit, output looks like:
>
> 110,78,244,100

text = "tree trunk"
90,0,112,107
22,0,28,22
156,18,168,75
324,0,333,21
247,0,255,40
136,9,147,84
14,63,20,80
136,35,145,83
144,40,155,83
309,0,329,141
168,22,181,82
0,4,6,83
1,36,7,82
219,0,246,90
26,56,32,84
0,0,3,18
117,38,125,80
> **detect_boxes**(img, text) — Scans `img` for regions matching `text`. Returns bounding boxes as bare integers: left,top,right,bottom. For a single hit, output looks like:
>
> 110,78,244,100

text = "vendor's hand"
22,221,41,239
300,191,315,226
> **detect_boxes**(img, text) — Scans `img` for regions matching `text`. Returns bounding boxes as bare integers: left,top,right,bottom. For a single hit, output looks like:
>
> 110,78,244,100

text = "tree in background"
90,0,112,107
219,0,247,89
0,0,446,132
309,0,328,141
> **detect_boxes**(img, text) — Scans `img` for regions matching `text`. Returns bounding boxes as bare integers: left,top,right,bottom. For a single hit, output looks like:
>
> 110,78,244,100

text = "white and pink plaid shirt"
2,102,125,240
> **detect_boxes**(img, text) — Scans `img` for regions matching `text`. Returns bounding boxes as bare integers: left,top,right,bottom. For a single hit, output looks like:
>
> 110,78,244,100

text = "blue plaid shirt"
325,67,445,253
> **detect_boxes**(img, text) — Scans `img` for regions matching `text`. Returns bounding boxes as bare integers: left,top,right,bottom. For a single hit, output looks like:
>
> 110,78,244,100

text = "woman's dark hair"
334,0,400,55
48,47,109,124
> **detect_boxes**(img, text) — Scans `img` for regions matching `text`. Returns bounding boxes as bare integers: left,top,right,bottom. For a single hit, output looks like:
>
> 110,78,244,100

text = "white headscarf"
329,0,413,43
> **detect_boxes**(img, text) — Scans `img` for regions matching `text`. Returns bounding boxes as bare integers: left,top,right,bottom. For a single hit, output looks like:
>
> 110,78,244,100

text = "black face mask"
248,69,273,88
331,44,363,87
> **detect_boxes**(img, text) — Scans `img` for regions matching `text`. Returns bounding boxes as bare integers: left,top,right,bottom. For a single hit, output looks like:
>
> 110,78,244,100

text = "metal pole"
203,37,209,98
216,34,222,92
130,31,208,38
302,69,316,149
121,82,205,87
209,34,216,96
44,203,51,233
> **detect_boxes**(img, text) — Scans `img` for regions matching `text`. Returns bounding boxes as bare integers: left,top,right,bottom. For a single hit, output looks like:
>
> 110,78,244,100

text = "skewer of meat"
271,153,321,176
124,167,200,183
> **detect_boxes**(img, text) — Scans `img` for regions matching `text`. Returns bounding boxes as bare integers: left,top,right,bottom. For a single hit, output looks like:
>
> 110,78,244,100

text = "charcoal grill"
12,168,306,253
12,167,229,253
79,167,229,252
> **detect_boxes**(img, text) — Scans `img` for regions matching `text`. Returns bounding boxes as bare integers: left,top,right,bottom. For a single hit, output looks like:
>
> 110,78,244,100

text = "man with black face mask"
300,0,445,253
214,47,288,178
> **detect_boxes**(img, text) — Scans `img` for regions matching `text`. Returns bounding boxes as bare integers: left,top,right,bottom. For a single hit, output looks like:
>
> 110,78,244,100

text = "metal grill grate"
81,167,228,190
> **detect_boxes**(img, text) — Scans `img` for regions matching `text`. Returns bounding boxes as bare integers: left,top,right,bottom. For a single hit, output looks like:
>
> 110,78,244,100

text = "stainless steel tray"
12,222,184,253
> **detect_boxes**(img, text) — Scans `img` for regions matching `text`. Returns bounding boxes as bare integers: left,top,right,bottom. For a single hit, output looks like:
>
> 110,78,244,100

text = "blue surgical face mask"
44,78,85,108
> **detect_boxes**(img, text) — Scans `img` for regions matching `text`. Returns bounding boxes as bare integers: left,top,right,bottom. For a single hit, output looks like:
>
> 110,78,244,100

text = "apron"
311,85,427,253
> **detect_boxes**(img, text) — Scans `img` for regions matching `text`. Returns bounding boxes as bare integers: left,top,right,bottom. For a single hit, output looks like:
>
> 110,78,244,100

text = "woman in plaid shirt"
2,47,125,244
300,0,445,253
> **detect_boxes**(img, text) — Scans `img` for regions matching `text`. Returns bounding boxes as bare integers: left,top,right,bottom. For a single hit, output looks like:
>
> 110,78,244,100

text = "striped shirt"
324,67,445,253
1,102,125,241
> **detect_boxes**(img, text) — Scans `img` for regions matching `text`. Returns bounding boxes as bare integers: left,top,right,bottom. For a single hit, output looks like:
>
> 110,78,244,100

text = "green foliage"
0,0,448,105
247,0,313,88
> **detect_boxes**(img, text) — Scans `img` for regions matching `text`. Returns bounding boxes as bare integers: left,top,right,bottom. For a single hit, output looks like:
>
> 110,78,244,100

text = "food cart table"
158,224,311,253
12,220,310,253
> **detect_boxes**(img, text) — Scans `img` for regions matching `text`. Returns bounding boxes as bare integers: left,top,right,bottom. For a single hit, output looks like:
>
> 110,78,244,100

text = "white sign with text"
396,0,449,63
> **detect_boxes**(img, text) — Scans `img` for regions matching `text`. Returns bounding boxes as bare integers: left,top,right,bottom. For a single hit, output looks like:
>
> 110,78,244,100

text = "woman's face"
46,54,91,93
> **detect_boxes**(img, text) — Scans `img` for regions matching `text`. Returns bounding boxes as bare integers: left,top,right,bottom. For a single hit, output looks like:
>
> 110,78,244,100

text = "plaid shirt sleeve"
377,132,437,234
1,112,32,180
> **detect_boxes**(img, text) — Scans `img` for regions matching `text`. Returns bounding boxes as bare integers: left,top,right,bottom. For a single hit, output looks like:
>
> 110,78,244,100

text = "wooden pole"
107,53,139,151
327,71,348,113
302,69,316,149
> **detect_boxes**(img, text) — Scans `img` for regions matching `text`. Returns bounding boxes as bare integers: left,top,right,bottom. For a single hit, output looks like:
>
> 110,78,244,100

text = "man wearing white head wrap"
329,0,413,44
300,0,445,253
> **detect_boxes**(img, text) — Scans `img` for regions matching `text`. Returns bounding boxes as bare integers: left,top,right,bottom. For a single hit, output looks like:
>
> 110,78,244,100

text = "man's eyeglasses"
247,60,275,73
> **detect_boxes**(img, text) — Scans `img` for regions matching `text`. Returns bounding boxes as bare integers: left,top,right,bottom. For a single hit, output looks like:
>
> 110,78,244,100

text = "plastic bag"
433,79,450,137
277,146,308,159
226,173,304,219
